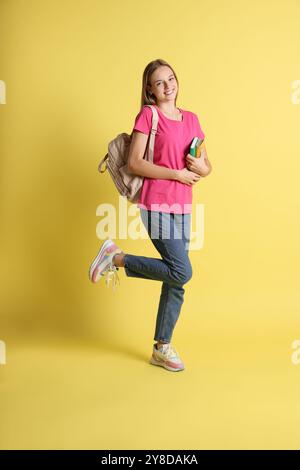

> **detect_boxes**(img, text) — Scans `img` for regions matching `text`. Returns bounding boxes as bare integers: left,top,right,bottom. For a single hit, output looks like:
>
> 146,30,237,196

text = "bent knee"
172,263,193,285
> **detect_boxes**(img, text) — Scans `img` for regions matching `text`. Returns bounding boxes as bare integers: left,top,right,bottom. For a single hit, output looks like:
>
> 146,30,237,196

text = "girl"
89,59,212,372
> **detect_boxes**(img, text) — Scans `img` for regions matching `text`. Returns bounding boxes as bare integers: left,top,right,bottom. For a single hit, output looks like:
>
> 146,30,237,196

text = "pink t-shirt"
132,104,205,214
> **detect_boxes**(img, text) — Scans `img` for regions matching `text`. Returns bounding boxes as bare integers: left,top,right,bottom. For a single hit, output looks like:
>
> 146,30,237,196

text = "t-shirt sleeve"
132,106,152,135
193,113,205,140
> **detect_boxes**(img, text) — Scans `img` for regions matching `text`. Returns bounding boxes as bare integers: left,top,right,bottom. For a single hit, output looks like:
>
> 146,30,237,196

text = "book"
189,136,204,158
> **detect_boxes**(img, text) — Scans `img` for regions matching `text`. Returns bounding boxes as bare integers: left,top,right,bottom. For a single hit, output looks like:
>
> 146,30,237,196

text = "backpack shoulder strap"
143,104,159,163
144,104,159,134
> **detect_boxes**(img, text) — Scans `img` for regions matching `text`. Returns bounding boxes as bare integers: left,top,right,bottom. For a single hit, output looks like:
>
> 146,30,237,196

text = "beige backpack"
98,105,159,203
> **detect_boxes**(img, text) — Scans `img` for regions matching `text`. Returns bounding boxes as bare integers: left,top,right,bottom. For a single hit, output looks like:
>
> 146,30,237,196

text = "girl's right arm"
128,131,201,186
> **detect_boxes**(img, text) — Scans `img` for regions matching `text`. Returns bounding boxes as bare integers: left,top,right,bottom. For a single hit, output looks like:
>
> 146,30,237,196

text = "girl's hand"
185,144,212,176
175,168,202,185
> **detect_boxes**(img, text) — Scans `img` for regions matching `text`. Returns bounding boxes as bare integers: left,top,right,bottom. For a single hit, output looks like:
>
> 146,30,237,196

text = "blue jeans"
123,209,192,343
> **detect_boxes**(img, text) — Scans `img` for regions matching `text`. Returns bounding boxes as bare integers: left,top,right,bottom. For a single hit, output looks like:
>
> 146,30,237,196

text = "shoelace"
159,343,178,359
103,263,120,291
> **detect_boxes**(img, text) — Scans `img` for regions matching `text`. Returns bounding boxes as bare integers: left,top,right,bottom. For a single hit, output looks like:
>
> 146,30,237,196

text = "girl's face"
148,66,178,104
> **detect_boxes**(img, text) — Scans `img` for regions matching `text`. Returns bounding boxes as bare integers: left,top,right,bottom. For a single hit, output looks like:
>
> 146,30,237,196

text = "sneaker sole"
149,356,185,372
89,239,114,282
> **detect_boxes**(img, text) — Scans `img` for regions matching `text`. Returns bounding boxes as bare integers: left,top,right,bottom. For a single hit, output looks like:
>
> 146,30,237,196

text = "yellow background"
1,0,300,450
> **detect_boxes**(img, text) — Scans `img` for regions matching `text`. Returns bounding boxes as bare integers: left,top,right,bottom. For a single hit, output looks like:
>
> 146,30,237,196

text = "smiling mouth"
165,90,175,95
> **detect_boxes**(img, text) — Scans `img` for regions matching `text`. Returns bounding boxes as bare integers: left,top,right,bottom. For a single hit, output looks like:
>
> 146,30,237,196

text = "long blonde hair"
140,59,179,110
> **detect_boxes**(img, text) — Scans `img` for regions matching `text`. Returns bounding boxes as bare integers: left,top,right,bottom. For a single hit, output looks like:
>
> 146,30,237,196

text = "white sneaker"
150,343,185,371
89,238,123,290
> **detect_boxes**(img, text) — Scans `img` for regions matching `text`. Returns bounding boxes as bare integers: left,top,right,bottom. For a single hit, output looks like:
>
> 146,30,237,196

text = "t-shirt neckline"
154,104,184,122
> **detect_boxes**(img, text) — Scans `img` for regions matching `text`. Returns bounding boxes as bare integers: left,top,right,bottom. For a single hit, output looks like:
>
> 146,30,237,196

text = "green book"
189,136,204,157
